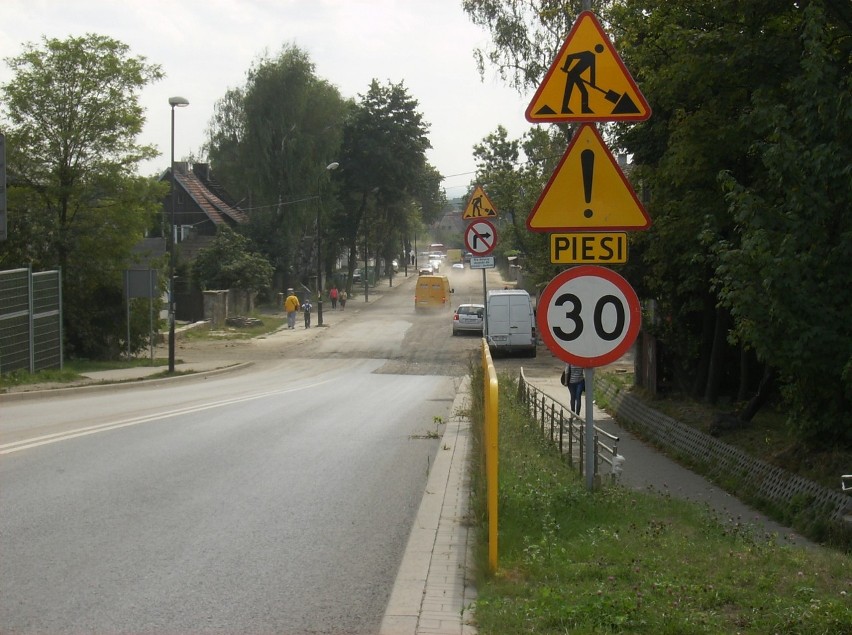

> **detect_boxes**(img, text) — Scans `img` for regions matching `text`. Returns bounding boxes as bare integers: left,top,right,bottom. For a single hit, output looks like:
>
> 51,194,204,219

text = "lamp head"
169,96,190,108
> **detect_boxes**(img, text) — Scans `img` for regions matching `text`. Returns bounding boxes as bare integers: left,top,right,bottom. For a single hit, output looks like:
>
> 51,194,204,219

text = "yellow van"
414,275,453,311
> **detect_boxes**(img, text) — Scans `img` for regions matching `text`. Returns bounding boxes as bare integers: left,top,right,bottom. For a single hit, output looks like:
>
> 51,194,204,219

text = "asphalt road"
0,267,506,634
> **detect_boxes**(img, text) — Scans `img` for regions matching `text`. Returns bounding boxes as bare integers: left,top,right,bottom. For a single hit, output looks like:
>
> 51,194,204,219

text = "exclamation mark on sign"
581,149,594,219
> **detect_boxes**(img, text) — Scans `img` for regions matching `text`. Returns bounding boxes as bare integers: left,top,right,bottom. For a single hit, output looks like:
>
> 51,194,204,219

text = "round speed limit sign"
538,265,641,367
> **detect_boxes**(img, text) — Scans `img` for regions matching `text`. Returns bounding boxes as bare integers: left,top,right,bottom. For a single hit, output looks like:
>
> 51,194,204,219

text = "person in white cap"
284,288,300,329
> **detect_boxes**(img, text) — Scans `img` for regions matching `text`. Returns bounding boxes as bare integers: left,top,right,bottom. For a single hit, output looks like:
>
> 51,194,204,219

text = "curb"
381,375,478,635
0,362,253,403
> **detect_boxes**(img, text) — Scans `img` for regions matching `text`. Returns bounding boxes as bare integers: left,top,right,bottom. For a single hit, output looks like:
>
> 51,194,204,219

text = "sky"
0,0,535,200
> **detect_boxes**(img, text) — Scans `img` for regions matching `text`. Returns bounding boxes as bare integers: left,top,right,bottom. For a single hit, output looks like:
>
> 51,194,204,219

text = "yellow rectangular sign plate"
550,232,628,264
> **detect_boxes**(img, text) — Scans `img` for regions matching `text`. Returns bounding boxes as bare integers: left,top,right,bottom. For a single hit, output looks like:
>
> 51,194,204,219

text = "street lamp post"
364,212,369,302
317,161,338,326
167,96,189,373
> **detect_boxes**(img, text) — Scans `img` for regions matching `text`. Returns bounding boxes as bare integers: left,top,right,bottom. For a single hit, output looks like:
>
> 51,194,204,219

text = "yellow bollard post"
481,340,499,573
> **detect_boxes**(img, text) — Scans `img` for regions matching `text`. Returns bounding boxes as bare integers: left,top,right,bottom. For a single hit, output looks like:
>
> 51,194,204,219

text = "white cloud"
0,0,535,198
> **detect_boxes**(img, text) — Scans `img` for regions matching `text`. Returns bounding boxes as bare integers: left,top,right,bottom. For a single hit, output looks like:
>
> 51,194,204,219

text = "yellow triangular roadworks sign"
462,185,498,219
526,124,651,232
526,11,650,123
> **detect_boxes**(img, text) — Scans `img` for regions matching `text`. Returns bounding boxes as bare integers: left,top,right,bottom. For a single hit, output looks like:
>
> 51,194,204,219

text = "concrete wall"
203,290,228,328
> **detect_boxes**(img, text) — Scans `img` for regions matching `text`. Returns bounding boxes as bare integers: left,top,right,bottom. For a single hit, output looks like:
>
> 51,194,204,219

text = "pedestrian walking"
561,363,585,414
302,297,312,328
329,285,339,310
340,289,348,310
284,288,300,330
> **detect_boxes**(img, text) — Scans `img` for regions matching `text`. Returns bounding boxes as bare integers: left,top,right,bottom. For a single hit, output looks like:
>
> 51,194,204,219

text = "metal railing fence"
517,368,620,485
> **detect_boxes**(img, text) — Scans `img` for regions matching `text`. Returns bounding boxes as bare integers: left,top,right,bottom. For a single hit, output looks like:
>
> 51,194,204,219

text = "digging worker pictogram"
560,43,605,114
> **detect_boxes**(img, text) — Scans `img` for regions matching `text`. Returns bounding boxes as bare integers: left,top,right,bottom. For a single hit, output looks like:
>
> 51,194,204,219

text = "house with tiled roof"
165,162,248,257
132,162,249,321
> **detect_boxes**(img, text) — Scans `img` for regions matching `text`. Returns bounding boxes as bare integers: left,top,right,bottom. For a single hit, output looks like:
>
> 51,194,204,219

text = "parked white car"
452,303,484,335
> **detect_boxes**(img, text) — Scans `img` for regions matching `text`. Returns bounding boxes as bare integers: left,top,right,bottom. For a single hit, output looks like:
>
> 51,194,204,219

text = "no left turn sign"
537,265,641,367
464,219,497,256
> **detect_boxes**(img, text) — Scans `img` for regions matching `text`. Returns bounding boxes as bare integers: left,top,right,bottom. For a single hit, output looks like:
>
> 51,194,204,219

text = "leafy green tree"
192,228,274,293
716,3,852,446
607,0,803,404
335,80,439,292
205,45,347,288
469,0,851,444
0,34,166,359
463,0,583,92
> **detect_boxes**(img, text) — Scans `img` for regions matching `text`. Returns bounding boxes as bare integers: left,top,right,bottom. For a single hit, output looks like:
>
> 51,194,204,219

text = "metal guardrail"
517,368,621,486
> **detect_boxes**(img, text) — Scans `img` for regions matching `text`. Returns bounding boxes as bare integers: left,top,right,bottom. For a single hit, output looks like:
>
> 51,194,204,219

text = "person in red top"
329,285,339,310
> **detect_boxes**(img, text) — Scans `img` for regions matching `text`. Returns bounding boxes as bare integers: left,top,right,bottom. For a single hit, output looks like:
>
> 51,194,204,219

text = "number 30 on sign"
537,265,641,367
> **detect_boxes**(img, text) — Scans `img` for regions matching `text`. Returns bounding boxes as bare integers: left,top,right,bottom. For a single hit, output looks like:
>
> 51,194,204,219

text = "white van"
485,289,536,357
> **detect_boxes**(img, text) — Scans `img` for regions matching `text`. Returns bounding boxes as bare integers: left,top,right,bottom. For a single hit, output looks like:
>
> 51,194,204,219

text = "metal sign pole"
482,268,488,337
125,270,131,360
149,269,156,363
585,367,595,491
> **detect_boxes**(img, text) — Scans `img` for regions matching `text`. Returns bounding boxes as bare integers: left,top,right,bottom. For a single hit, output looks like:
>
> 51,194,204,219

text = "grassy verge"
0,358,174,388
469,370,852,634
180,315,286,341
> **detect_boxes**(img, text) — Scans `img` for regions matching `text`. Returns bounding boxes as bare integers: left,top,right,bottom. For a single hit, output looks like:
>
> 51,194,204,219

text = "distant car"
391,259,399,273
352,269,362,283
418,267,433,276
452,303,484,335
452,262,464,270
429,258,441,273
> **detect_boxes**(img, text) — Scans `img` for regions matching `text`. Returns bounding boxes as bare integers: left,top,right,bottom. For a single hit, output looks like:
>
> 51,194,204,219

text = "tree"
468,0,851,444
716,3,852,446
606,0,806,404
0,34,166,359
205,45,347,289
335,80,438,292
192,228,274,293
610,0,852,443
463,0,583,92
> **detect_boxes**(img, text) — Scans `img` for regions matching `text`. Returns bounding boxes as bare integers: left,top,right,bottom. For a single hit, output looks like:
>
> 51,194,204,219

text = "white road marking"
0,380,332,455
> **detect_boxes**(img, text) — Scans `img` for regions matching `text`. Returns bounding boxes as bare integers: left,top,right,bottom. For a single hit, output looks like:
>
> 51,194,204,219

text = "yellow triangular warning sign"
526,124,651,232
462,185,498,219
526,11,650,123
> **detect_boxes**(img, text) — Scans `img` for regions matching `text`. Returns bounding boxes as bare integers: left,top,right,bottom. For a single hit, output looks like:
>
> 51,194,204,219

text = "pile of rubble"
225,316,264,328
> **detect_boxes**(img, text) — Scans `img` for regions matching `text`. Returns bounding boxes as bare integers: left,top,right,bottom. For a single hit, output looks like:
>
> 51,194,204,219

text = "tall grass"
469,368,852,634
